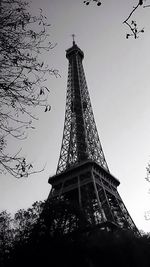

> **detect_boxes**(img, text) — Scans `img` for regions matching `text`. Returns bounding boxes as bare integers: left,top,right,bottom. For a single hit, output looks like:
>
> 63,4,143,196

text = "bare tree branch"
123,1,145,39
0,0,59,178
83,0,150,39
83,0,101,6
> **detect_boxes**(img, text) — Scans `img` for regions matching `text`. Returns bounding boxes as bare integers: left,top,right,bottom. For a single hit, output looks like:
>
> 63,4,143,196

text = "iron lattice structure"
56,41,109,174
48,41,139,236
48,162,138,235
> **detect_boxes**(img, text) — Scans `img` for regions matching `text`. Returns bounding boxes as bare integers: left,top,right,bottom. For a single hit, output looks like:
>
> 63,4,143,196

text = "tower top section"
66,40,84,61
56,42,109,174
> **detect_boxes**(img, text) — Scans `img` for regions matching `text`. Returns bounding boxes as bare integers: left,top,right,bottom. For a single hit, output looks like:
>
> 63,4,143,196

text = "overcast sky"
1,0,150,232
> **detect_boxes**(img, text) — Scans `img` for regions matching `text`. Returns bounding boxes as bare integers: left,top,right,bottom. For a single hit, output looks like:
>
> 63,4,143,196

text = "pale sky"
1,0,150,232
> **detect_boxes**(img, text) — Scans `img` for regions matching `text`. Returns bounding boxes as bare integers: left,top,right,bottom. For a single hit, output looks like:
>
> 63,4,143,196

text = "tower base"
47,161,139,235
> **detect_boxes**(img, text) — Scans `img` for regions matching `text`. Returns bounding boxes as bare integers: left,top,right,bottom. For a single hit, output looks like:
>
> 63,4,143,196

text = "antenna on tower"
71,34,76,45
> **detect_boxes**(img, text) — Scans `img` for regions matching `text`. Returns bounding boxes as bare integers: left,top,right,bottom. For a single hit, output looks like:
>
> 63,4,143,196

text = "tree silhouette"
0,211,13,266
83,0,150,39
13,201,44,243
0,0,58,178
0,203,150,267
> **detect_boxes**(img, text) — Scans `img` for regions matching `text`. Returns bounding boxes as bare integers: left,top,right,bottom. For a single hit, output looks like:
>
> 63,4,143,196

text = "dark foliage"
0,201,150,267
5,226,150,267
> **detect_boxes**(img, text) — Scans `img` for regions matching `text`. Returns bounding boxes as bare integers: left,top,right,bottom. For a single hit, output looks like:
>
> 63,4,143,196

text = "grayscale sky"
1,0,150,232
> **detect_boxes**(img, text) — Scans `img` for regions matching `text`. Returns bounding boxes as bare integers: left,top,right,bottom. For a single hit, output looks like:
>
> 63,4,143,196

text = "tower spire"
71,33,76,45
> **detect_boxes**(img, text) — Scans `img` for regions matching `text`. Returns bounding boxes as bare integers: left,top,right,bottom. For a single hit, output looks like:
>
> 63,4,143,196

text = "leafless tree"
0,0,58,178
83,0,150,39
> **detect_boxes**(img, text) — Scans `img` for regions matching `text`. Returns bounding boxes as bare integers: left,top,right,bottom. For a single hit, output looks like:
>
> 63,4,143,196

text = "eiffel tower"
47,38,139,235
